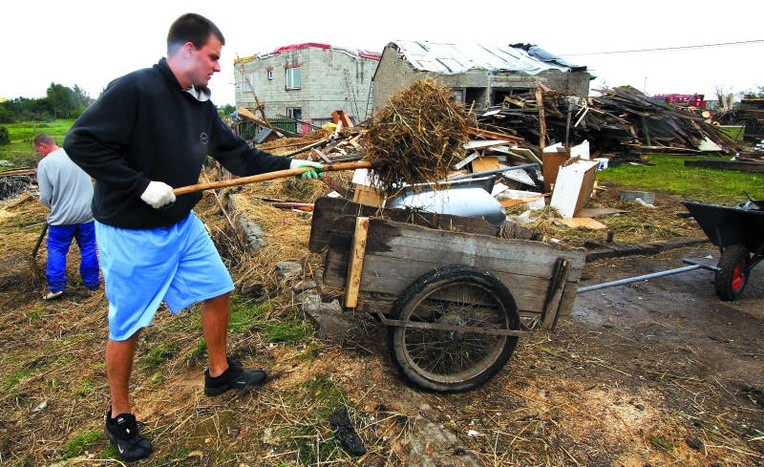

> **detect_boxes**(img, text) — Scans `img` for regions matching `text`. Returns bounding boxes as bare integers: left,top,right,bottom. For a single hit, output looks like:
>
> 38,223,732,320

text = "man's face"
186,34,223,87
34,143,51,157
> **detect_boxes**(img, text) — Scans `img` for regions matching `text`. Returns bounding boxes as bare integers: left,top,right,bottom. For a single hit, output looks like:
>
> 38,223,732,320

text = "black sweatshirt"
64,58,291,229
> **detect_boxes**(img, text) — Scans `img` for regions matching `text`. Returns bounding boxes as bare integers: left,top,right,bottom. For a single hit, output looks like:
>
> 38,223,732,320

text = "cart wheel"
714,245,751,301
387,265,520,393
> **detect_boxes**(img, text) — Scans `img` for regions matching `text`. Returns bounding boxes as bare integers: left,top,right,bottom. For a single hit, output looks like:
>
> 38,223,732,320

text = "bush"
0,126,9,146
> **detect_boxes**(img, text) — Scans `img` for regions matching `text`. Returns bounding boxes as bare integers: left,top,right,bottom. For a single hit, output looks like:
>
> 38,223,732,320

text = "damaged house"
371,41,592,113
234,43,381,132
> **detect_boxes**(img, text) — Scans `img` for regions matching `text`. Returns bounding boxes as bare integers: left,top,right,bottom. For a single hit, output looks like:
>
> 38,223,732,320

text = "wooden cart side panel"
326,250,556,312
309,197,499,253
322,216,585,315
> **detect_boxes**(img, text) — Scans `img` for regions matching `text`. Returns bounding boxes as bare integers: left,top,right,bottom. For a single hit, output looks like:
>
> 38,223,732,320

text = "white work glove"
140,181,176,209
290,159,324,179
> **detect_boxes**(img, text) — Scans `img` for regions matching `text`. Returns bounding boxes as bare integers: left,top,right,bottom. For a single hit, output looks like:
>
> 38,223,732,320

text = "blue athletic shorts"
95,212,235,341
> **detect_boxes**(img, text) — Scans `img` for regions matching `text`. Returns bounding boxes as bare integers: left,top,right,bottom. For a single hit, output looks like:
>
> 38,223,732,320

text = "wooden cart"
308,197,586,393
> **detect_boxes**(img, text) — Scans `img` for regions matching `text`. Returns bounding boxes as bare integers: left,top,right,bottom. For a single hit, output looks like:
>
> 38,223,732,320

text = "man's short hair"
33,134,55,146
167,13,225,56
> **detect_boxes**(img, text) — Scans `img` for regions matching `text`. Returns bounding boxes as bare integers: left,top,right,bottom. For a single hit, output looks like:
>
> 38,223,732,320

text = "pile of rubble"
0,168,36,201
476,86,742,160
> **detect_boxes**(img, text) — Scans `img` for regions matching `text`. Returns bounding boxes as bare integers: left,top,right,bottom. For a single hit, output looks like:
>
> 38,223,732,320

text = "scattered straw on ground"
506,187,705,248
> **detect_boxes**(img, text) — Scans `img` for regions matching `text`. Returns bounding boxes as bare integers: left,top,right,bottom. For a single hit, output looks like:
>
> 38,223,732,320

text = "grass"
597,154,764,203
0,119,74,168
229,296,311,344
229,295,270,333
280,374,352,464
62,430,104,458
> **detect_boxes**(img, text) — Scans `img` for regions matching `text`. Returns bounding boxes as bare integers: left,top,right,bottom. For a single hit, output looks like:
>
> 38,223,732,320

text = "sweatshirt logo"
199,132,209,145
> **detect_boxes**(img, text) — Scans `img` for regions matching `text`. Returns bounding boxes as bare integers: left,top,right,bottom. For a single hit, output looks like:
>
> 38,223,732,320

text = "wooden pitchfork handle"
173,160,372,196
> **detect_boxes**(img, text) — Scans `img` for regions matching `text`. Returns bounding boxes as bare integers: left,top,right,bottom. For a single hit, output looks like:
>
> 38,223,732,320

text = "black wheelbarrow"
682,197,764,301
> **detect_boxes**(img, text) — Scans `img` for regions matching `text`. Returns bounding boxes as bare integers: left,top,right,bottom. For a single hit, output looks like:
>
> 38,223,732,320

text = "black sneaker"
104,410,153,462
204,357,267,396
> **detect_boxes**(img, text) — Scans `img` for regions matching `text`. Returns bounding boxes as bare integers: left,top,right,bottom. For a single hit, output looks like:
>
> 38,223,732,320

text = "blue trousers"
46,221,100,292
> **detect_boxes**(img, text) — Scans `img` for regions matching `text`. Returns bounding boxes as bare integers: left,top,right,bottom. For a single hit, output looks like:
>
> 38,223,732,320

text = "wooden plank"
471,156,501,173
557,287,577,317
351,185,383,207
542,151,569,193
309,197,499,252
453,151,480,170
332,110,353,128
535,84,547,150
684,159,764,173
541,258,571,329
499,194,546,208
464,140,512,150
311,148,333,164
467,126,524,143
556,217,608,229
344,217,369,308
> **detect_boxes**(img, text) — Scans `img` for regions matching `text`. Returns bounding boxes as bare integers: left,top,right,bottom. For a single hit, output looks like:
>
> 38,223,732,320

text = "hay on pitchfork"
363,78,472,195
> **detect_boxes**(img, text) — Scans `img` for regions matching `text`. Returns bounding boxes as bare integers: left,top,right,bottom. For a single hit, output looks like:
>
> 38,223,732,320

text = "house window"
267,69,273,80
287,107,302,121
285,66,301,90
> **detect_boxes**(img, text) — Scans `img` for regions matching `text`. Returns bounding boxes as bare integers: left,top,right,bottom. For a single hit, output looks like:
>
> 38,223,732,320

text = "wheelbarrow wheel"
714,244,750,301
387,265,520,393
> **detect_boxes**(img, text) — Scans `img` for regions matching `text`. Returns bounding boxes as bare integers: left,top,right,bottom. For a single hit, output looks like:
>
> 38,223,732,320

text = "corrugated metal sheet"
389,40,585,75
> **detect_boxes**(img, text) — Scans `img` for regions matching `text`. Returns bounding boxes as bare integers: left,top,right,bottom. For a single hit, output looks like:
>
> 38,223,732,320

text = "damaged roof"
257,42,381,61
387,40,589,76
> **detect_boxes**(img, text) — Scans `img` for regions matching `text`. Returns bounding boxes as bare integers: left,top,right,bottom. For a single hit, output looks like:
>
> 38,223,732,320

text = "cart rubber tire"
387,265,520,393
714,244,750,301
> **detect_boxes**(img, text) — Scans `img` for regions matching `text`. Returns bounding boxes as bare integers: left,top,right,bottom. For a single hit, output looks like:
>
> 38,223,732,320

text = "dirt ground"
0,178,762,466
321,243,764,466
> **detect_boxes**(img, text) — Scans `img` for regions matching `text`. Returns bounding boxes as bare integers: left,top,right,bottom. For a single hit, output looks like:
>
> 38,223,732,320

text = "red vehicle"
652,93,707,109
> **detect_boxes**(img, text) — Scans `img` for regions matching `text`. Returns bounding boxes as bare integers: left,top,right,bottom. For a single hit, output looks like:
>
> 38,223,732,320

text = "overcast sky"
3,0,762,107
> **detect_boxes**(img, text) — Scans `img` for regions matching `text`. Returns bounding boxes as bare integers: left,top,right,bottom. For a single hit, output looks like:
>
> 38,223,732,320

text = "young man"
64,13,322,462
34,133,100,299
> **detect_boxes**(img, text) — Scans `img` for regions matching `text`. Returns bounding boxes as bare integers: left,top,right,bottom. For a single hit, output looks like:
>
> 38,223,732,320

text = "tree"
7,97,48,121
742,86,764,99
218,103,235,119
0,126,9,146
46,82,79,118
72,85,91,109
0,102,14,124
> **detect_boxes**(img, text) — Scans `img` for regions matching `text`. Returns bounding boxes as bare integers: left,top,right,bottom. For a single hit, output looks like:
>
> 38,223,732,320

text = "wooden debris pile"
258,125,365,163
587,87,739,154
716,97,764,143
0,173,35,200
361,78,471,193
476,86,742,159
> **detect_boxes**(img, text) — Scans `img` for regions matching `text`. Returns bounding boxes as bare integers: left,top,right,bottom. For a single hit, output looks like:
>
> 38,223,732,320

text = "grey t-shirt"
37,148,95,226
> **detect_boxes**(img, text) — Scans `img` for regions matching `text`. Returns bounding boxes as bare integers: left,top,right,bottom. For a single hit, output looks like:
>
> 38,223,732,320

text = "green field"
0,119,74,168
597,154,763,204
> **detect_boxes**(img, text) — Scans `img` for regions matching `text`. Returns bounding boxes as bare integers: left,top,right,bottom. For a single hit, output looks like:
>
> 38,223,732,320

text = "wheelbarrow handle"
173,161,373,196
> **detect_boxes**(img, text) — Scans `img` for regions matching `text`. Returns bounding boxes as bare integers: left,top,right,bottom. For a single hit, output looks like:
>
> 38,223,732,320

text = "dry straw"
362,78,471,194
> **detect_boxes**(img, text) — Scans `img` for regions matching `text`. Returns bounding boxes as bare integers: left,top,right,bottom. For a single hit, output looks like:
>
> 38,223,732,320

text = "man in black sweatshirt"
65,13,322,462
